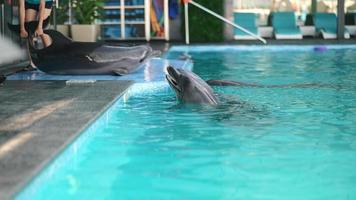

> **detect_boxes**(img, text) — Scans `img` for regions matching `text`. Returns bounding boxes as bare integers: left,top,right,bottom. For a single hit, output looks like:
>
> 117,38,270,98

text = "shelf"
102,37,123,40
125,5,145,9
122,37,146,40
98,22,121,25
99,21,145,25
104,6,121,9
104,5,144,9
125,21,145,24
150,36,168,40
100,0,169,41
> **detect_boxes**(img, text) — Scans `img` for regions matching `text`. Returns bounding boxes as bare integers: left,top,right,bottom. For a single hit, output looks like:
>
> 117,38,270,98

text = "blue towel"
169,0,179,19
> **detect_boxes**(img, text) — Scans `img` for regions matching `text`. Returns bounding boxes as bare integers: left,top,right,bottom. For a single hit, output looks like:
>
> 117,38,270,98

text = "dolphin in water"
166,66,334,106
166,66,219,105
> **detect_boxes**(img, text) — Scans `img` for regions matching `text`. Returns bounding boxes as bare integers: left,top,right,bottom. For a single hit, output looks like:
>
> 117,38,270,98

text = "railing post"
184,2,189,44
1,3,4,38
337,0,345,39
52,0,57,30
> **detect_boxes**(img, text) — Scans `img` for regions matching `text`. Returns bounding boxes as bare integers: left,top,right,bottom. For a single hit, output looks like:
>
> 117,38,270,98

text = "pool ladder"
184,0,267,44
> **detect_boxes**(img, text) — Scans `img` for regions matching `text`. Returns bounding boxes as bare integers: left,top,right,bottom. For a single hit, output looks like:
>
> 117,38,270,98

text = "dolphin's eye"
181,76,190,83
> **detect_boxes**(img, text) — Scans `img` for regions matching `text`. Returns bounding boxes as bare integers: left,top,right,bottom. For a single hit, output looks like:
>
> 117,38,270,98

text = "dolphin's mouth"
166,74,181,92
166,66,181,92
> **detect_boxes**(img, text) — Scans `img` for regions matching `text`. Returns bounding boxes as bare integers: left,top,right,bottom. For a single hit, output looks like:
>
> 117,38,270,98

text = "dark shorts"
25,1,53,11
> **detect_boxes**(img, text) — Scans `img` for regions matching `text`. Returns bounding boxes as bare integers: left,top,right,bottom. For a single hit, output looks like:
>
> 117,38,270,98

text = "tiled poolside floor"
0,80,133,200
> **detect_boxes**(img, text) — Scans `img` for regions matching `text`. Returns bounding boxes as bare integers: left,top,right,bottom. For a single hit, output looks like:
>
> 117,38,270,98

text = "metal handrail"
1,3,4,38
185,0,267,44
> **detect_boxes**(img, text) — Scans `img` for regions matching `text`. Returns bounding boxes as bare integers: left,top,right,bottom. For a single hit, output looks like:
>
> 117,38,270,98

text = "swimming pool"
16,46,356,200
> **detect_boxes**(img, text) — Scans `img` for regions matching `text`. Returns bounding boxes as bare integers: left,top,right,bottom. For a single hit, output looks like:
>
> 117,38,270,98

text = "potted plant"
71,0,104,42
55,0,70,36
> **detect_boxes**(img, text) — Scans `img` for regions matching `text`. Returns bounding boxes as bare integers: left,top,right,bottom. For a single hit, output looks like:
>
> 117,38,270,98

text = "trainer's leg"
40,8,53,47
18,0,28,38
24,9,38,69
42,8,52,20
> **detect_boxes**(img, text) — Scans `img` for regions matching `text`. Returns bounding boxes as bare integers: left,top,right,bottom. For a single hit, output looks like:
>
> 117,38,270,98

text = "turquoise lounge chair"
233,13,259,40
271,12,302,39
314,13,350,39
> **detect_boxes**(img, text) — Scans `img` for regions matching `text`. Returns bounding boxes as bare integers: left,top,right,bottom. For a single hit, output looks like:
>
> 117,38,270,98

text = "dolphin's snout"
166,66,181,92
166,66,179,79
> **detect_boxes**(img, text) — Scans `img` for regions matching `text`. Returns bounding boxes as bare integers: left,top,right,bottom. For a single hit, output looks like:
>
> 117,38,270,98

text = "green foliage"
72,0,104,24
182,0,224,42
55,0,69,24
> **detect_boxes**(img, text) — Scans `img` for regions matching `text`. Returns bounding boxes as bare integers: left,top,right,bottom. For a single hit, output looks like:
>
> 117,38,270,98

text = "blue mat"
8,58,193,83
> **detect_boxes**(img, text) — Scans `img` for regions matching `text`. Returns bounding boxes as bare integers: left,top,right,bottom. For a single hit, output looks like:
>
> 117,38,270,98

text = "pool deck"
0,80,133,200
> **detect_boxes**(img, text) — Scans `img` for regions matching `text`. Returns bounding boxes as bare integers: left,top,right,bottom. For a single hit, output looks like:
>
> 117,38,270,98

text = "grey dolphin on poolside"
29,30,161,75
7,23,160,75
166,66,219,105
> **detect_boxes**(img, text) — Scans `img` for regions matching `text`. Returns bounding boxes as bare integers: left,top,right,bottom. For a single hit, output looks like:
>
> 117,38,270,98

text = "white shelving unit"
99,0,169,41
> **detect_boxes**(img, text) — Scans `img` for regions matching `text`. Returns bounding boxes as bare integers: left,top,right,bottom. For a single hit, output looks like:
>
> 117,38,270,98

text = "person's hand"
20,29,28,38
35,27,44,37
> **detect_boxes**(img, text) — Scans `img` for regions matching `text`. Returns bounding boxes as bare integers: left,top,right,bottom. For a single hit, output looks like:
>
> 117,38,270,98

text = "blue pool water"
17,46,356,200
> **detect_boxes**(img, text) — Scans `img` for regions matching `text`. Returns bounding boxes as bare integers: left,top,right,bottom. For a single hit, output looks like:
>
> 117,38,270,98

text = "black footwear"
0,75,6,84
22,64,37,71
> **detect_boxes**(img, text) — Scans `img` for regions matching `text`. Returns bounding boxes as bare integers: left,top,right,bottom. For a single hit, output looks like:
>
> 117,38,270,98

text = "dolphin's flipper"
111,50,161,76
112,68,130,76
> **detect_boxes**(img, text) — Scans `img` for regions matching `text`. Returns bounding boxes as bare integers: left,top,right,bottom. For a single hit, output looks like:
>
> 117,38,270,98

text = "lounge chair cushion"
234,13,258,36
314,13,337,33
271,12,302,39
271,12,299,30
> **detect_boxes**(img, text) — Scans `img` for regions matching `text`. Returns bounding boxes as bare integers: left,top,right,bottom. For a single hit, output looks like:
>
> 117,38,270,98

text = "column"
311,0,317,13
337,0,345,39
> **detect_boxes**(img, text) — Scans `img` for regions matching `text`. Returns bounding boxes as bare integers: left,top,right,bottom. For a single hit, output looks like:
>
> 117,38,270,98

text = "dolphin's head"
166,66,219,105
